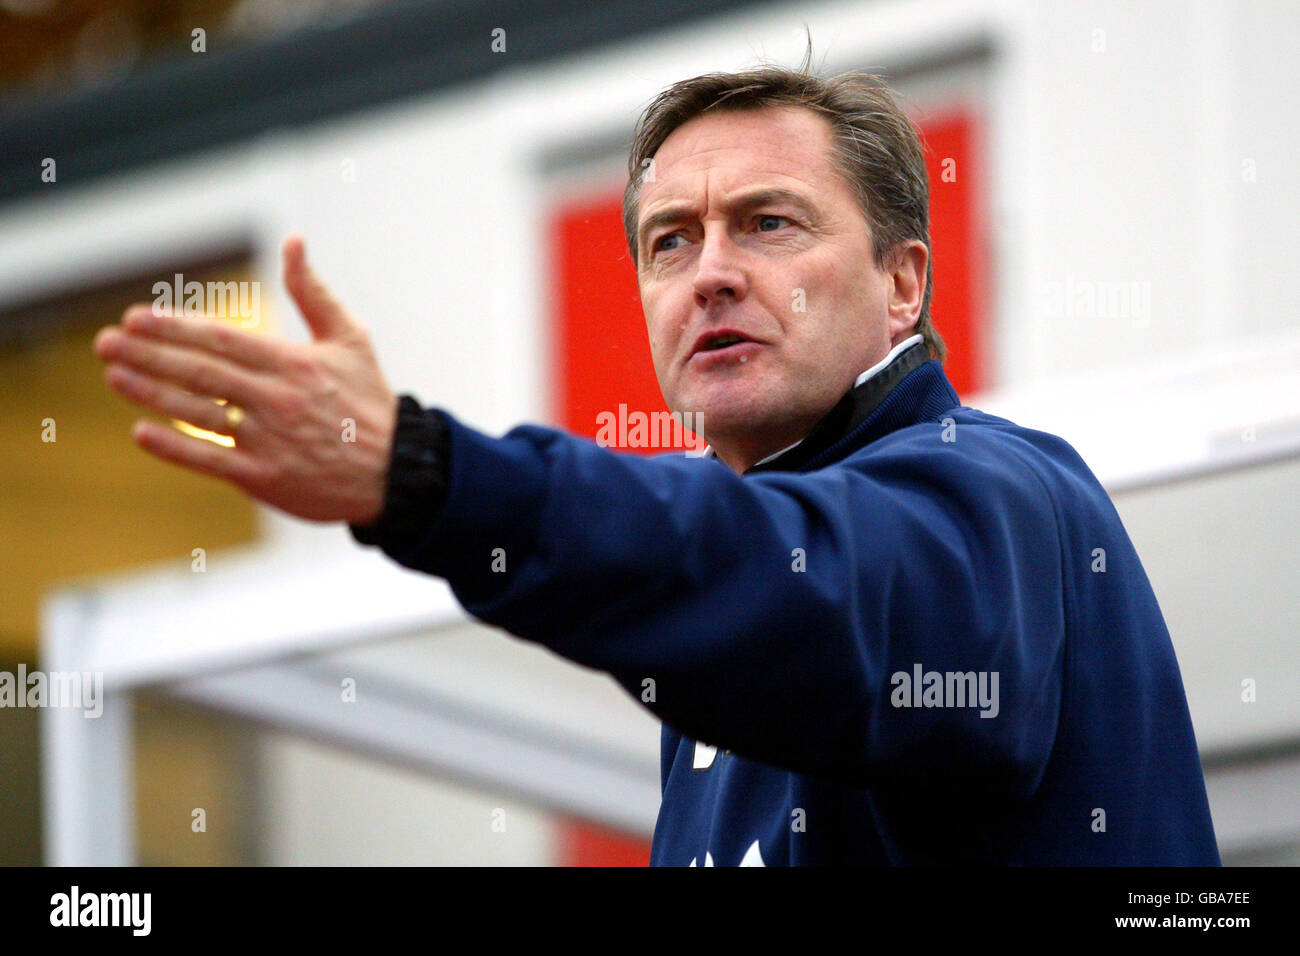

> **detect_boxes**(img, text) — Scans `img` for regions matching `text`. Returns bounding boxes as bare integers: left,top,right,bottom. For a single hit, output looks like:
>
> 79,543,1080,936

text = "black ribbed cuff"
349,394,450,554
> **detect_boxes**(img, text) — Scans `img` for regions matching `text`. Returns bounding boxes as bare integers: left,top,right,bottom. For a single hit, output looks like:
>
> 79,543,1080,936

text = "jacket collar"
743,337,958,475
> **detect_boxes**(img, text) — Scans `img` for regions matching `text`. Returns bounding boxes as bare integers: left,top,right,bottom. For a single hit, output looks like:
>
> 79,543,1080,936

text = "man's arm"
360,401,1067,798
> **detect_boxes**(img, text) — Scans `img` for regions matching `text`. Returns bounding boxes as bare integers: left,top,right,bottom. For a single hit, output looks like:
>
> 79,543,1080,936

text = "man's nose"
692,227,748,306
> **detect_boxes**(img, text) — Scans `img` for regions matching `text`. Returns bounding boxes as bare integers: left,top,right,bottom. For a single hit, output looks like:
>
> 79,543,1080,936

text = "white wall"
1006,0,1300,380
258,730,560,866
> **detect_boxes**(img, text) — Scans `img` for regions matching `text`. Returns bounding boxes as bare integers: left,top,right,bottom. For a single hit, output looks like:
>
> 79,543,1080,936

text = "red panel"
548,106,987,430
558,818,653,867
549,194,665,443
920,109,984,397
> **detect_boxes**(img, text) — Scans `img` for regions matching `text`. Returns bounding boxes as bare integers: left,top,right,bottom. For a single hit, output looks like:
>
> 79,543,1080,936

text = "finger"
131,418,264,487
120,305,284,372
105,363,241,437
282,234,354,342
95,326,276,408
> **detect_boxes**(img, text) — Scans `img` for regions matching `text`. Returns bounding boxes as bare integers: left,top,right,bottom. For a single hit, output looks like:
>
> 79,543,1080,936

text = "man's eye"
654,234,682,253
757,215,790,231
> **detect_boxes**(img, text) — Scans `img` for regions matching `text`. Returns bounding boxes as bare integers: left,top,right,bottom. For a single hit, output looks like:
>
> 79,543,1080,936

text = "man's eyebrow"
637,187,822,250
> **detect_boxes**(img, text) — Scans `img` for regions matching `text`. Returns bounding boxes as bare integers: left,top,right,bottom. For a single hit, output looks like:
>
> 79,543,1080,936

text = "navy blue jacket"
352,340,1220,865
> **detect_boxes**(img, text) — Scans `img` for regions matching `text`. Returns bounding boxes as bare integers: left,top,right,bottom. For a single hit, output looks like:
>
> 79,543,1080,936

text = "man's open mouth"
701,334,747,351
692,329,757,356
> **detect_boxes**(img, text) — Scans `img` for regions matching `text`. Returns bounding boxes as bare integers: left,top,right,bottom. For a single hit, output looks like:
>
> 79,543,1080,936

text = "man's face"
636,105,918,465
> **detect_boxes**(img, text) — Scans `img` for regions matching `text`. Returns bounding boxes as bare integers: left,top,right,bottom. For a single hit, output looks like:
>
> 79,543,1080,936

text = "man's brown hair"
623,42,945,363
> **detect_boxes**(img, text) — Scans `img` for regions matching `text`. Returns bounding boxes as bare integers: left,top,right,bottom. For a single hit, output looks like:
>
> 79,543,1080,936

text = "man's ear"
886,240,928,342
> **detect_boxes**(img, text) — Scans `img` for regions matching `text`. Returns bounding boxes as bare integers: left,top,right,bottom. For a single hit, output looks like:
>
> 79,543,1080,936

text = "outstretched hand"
93,235,398,524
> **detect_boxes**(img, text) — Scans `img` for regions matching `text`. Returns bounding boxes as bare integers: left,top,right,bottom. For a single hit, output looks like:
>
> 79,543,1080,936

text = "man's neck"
712,424,819,474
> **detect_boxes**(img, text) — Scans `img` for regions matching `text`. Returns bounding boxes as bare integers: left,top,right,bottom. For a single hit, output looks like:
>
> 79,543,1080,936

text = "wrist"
349,395,450,550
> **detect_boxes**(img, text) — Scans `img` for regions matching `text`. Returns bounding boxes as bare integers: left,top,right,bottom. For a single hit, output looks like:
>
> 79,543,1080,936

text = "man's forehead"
636,107,840,243
646,106,834,189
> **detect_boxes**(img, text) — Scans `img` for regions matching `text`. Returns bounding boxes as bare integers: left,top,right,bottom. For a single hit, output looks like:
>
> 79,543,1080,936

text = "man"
93,59,1220,865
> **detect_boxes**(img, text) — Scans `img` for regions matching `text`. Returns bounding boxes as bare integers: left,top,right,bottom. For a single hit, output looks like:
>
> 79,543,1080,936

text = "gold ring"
224,404,246,432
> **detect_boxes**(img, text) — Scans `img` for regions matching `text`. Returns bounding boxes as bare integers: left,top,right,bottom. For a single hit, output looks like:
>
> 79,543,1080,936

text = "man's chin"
681,398,781,445
678,377,769,419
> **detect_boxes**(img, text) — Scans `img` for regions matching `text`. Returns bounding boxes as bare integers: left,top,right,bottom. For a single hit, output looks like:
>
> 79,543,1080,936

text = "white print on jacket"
693,741,717,769
688,742,765,865
689,841,765,867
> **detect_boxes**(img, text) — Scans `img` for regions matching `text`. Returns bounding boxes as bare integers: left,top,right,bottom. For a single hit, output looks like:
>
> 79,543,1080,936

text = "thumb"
282,235,354,341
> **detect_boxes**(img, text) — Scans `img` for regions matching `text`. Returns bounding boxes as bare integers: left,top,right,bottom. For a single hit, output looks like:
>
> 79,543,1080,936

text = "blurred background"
0,0,1296,866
